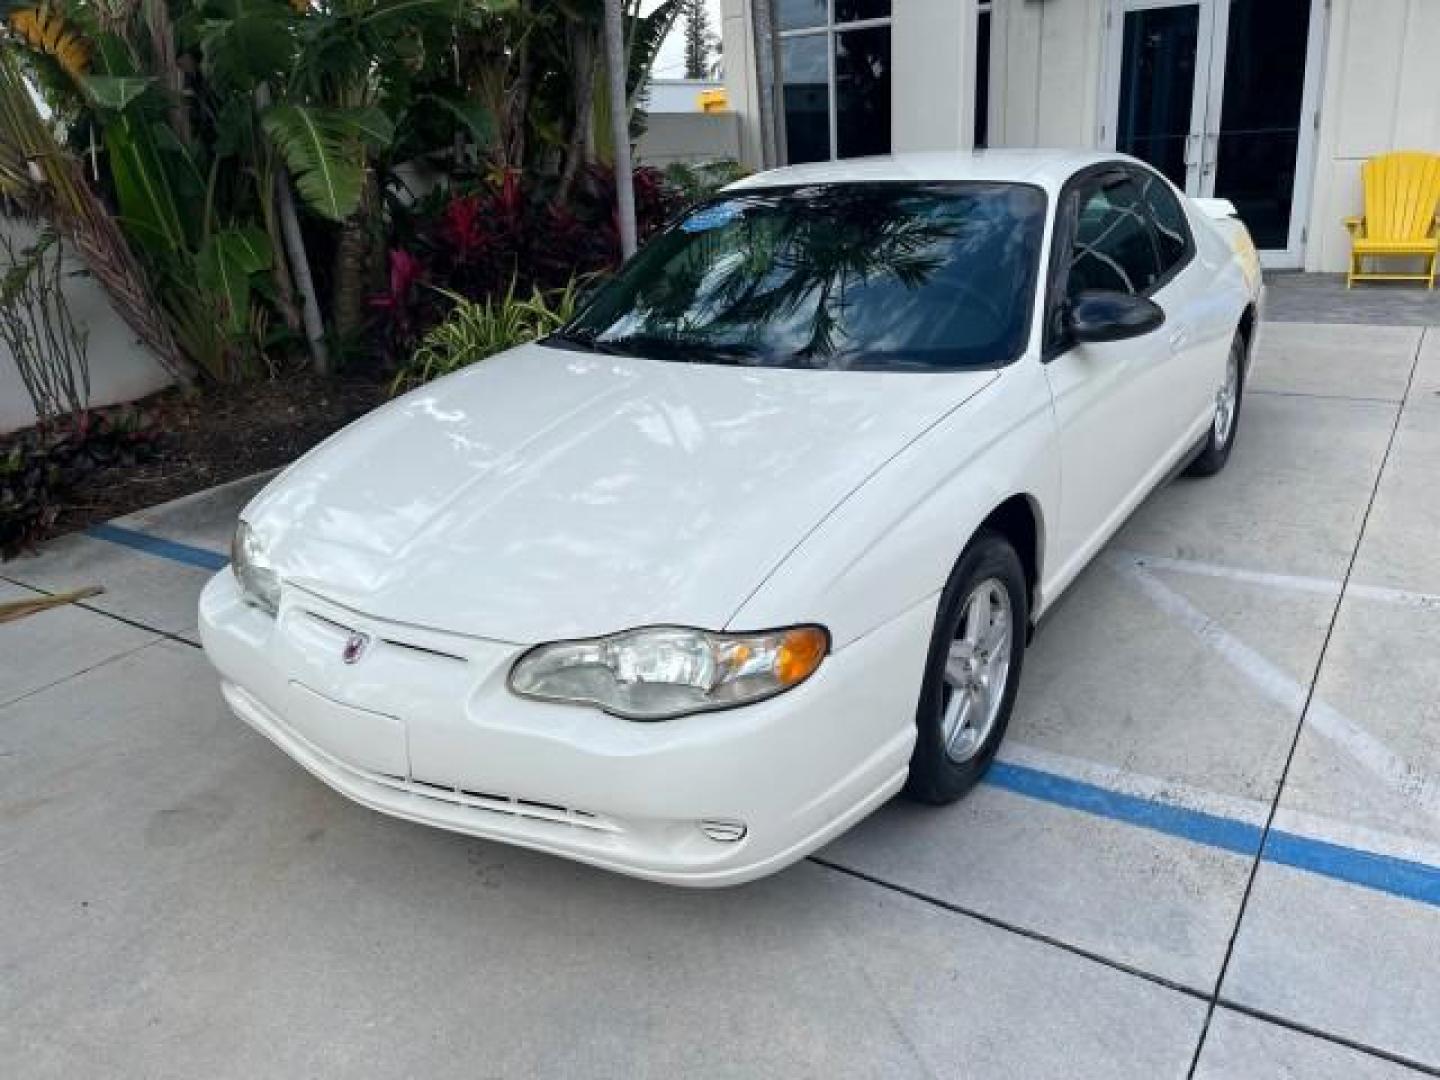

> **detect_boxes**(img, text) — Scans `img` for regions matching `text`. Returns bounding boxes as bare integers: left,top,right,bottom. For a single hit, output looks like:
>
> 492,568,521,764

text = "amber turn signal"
775,626,829,686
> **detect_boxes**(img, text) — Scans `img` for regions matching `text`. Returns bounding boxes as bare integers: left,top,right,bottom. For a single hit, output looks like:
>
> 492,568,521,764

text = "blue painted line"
986,761,1264,856
987,761,1440,910
1265,830,1440,908
86,523,228,572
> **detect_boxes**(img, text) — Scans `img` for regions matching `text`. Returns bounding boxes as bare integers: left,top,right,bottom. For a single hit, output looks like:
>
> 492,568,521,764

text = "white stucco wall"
636,112,742,167
891,0,977,153
0,219,173,434
988,0,1104,150
1303,0,1440,272
720,0,766,168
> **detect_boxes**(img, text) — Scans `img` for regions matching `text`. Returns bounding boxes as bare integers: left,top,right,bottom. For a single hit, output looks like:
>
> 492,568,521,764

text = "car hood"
245,343,996,642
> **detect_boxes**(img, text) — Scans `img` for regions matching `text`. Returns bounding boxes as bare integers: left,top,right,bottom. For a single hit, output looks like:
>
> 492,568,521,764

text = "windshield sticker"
681,203,742,233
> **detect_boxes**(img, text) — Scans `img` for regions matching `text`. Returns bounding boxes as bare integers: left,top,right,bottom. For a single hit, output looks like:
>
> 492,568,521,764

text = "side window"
1066,175,1161,298
1133,168,1192,277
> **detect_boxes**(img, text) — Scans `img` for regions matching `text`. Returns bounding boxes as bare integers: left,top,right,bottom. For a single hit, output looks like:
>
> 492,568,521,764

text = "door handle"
1168,327,1189,353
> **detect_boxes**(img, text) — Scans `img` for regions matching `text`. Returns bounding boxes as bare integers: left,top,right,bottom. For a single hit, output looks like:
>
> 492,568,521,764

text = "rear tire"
905,530,1028,805
1184,332,1246,478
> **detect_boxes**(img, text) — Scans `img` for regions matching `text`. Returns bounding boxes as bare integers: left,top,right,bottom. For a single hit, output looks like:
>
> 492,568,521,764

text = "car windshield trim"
544,180,1048,373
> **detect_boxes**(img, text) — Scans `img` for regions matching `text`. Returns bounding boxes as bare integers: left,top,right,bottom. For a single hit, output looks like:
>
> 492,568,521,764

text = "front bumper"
199,572,933,886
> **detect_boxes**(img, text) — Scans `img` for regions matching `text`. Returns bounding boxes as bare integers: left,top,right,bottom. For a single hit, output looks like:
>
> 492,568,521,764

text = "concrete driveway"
3,315,1439,1078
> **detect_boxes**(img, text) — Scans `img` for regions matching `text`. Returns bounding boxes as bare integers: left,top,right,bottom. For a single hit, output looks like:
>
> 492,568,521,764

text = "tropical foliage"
390,277,582,394
0,0,691,383
0,228,90,425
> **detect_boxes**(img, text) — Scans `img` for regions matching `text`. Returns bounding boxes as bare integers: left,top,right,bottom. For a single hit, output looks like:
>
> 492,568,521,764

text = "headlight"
231,520,281,615
508,625,829,721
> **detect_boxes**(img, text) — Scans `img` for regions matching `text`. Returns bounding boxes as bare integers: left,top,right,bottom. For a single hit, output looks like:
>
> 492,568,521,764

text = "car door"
1040,166,1193,592
1129,164,1221,450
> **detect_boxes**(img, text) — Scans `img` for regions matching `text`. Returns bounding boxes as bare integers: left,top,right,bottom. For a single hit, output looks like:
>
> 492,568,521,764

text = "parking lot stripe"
1263,830,1440,908
1111,555,1440,826
1117,550,1440,612
1118,550,1344,600
987,761,1264,856
1002,741,1271,825
86,523,228,572
983,762,1440,911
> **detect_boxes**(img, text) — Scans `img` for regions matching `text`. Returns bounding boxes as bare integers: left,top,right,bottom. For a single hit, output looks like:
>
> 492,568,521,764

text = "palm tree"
603,0,636,257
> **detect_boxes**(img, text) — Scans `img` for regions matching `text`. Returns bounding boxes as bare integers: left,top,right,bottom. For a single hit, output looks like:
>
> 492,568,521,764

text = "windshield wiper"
548,330,768,365
545,328,602,352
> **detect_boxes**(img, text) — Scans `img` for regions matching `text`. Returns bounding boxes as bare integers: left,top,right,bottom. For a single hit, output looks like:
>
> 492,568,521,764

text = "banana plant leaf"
421,94,496,148
81,75,157,112
262,104,394,222
196,226,273,334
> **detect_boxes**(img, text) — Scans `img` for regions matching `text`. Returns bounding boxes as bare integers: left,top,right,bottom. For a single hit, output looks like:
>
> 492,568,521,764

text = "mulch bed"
48,373,388,538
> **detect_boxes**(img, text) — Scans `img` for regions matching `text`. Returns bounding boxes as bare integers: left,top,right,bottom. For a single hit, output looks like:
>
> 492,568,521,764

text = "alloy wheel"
941,577,1013,763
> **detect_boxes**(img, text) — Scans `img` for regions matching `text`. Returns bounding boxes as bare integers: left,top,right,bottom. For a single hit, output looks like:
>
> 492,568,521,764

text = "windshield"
550,181,1046,371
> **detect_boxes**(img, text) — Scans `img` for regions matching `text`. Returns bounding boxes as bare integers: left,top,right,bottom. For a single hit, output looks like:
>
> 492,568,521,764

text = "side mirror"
1064,290,1165,344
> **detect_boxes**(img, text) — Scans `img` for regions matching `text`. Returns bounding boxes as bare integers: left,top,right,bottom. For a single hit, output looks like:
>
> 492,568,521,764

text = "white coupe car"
201,151,1262,886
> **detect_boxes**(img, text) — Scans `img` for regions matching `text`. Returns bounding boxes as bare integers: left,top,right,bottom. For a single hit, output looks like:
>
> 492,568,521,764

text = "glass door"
1201,0,1322,263
1106,0,1215,193
1102,0,1324,267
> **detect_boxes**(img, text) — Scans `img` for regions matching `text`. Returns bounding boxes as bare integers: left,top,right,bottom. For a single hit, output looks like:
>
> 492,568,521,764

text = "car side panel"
1037,200,1253,610
726,356,1060,650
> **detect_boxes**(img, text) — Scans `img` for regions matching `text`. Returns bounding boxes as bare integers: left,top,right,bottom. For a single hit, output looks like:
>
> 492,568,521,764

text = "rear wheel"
1184,332,1246,477
905,531,1028,805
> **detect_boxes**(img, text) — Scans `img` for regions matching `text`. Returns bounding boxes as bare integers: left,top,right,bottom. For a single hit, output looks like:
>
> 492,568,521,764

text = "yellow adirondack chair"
1345,151,1440,288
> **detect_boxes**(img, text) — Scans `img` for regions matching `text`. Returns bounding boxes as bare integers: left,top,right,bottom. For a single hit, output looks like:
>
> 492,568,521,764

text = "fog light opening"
700,819,747,843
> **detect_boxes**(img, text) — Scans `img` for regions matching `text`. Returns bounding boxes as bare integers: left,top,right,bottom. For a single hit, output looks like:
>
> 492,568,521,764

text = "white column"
721,0,767,169
891,0,978,152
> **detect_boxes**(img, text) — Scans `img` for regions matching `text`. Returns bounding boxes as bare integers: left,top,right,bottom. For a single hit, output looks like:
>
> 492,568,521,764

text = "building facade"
720,0,1440,272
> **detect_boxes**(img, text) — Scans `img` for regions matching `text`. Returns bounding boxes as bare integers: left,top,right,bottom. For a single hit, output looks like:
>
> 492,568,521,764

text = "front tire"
905,530,1028,805
1184,332,1246,478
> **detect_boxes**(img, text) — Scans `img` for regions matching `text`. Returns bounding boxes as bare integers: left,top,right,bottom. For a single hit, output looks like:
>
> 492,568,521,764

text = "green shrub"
390,279,583,395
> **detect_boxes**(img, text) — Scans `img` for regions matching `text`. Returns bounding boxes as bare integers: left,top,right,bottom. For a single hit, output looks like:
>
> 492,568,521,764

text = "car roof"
725,149,1130,195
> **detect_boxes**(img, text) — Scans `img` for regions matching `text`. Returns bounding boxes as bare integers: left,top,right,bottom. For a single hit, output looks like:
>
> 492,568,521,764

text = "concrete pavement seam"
0,635,171,714
0,573,203,652
1184,325,1430,1078
1214,1000,1440,1078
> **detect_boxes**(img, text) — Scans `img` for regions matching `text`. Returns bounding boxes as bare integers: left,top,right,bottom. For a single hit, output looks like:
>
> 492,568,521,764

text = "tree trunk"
275,170,330,374
260,161,302,337
257,83,329,372
331,185,372,347
507,0,532,170
554,25,598,207
604,0,637,258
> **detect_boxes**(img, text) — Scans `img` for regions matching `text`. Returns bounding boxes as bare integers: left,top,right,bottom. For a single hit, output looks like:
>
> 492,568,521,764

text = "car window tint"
1067,176,1161,297
558,182,1047,371
1134,168,1191,275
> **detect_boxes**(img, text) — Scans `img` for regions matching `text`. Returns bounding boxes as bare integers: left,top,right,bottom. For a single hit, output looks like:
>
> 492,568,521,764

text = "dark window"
778,4,892,163
1067,176,1162,297
1213,0,1313,248
1116,5,1199,189
555,183,1048,372
835,0,891,22
781,35,829,165
777,0,826,32
1132,168,1192,276
835,26,891,158
974,7,991,149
